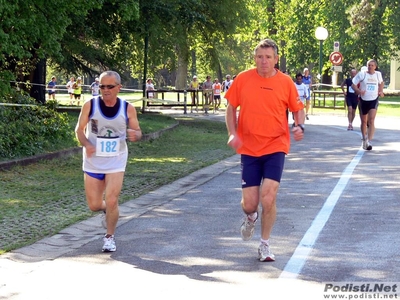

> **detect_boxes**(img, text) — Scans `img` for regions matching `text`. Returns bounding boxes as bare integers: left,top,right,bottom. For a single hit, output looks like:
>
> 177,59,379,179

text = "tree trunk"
175,44,189,89
29,58,46,104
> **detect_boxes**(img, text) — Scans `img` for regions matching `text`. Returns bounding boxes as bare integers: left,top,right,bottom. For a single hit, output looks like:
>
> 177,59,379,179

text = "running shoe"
102,235,116,252
240,212,258,241
258,243,275,262
362,139,367,150
306,114,309,120
347,124,353,131
366,140,372,151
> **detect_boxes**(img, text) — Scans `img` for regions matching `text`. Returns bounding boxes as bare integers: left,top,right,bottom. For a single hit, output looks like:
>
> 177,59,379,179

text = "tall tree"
0,0,84,99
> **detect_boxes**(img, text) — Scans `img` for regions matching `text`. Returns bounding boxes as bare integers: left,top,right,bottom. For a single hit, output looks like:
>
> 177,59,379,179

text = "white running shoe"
258,243,275,262
362,139,367,150
362,139,372,150
102,235,116,252
240,212,258,241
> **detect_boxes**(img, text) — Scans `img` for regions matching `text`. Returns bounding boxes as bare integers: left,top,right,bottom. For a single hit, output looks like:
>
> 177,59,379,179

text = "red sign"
329,51,343,66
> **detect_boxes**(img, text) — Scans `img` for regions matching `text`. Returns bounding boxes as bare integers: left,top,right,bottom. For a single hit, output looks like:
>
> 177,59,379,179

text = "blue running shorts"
85,171,106,180
241,152,286,188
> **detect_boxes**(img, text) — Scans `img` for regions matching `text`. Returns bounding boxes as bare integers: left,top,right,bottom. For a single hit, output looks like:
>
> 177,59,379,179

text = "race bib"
96,136,120,157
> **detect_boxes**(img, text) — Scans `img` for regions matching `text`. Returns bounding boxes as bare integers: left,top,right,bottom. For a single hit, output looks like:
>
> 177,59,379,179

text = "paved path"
1,111,399,299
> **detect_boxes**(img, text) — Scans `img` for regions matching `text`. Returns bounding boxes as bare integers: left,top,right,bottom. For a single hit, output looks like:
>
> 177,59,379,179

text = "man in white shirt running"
352,59,384,151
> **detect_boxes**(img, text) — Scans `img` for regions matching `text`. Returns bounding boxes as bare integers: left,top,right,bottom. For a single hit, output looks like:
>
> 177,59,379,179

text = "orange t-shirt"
225,68,304,156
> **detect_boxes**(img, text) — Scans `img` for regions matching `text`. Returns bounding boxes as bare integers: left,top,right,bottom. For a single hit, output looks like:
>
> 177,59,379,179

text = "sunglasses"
99,84,119,90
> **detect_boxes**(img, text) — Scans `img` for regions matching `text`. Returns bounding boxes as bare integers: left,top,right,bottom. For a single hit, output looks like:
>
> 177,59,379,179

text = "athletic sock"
261,238,270,245
248,212,258,221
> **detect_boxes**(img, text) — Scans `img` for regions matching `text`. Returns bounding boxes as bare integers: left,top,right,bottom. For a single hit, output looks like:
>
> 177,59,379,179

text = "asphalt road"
1,111,399,300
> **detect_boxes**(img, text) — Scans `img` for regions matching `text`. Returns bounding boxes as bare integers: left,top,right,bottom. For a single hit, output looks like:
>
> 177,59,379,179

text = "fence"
143,89,217,114
311,90,346,112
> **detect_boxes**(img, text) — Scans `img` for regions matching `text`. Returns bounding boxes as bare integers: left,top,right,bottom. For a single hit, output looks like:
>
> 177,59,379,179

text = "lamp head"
315,27,329,41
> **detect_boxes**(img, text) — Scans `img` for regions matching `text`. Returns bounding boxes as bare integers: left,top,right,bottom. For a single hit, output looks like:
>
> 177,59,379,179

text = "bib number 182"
101,140,117,153
96,137,120,157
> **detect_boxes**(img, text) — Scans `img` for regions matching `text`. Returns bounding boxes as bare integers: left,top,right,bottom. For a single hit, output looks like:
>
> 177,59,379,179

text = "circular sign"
329,51,343,66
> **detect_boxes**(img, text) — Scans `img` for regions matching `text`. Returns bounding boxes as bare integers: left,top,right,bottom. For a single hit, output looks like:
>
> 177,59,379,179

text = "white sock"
248,212,258,221
261,238,270,245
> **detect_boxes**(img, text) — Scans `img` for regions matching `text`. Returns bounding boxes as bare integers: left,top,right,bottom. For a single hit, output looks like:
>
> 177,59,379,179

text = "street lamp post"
315,27,329,86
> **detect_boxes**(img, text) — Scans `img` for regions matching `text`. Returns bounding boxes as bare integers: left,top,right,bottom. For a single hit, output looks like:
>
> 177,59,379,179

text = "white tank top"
83,97,128,173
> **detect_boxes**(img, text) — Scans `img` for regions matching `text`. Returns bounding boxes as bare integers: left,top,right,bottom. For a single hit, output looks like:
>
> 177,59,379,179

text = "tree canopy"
1,0,399,100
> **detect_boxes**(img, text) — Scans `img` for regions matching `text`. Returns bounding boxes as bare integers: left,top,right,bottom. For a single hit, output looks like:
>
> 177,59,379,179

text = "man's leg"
306,99,310,119
359,101,368,141
351,107,356,124
347,105,353,130
104,172,124,235
84,173,106,212
367,109,377,142
360,113,368,140
260,178,279,240
347,106,351,123
241,186,260,215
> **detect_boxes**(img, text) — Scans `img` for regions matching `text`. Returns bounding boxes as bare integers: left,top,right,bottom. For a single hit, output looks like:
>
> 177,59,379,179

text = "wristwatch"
297,124,305,132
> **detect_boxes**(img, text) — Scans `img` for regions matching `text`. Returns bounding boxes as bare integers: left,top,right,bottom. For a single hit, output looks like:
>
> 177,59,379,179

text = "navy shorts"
241,152,286,188
85,171,106,180
346,93,359,110
359,98,379,115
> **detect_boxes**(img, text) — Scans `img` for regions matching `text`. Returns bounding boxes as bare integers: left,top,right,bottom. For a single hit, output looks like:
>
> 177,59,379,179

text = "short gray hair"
253,39,279,56
99,71,121,85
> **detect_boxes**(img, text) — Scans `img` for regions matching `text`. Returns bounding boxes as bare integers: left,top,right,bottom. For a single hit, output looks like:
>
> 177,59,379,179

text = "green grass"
311,95,400,117
0,114,234,253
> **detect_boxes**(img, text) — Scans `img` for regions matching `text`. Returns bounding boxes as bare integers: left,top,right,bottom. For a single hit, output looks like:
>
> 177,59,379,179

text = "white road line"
279,148,365,279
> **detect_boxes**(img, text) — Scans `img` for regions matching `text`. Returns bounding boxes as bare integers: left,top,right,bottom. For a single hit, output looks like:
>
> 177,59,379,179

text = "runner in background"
351,59,384,151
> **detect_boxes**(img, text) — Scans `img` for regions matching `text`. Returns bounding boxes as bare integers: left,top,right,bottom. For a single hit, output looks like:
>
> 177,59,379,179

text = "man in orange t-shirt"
225,38,305,262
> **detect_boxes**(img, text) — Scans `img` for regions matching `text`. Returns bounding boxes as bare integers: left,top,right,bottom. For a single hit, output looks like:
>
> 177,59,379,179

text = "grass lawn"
0,113,235,254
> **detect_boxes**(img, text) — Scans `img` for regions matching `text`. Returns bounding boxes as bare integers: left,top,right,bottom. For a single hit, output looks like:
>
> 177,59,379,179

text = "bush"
0,92,76,160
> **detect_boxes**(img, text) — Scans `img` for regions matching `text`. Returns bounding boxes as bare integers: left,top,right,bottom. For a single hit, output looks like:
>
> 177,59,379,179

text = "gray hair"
253,39,279,56
99,71,121,85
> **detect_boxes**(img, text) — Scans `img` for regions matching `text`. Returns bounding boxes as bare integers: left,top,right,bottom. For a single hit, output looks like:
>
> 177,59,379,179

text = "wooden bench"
312,90,346,110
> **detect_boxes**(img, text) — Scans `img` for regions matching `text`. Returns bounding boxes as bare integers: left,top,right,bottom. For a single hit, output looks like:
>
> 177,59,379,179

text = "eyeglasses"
99,84,119,90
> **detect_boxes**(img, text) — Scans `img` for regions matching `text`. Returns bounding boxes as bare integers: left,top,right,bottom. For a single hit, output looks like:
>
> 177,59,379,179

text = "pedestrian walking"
91,77,100,97
73,77,83,106
293,72,308,127
47,76,57,101
202,75,213,115
212,78,222,110
341,69,358,130
66,77,75,103
302,68,312,120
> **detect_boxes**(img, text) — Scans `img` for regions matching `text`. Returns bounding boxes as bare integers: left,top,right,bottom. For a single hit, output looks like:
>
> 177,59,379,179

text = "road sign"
329,51,343,66
334,41,340,52
332,66,343,72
